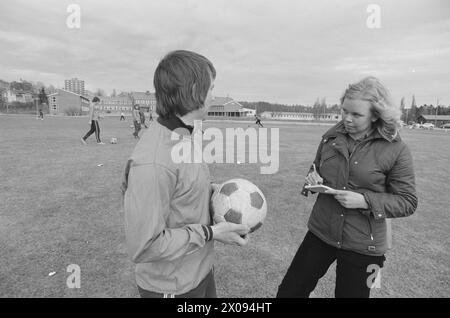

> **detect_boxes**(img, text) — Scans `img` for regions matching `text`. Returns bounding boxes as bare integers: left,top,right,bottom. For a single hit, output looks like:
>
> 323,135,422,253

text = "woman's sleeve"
301,139,324,196
363,143,418,219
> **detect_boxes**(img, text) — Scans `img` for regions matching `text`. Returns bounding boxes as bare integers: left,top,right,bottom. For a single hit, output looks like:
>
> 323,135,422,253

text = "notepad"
304,184,335,193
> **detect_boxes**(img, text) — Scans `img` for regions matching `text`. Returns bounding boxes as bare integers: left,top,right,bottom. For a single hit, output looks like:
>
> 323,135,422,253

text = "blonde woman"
277,77,417,298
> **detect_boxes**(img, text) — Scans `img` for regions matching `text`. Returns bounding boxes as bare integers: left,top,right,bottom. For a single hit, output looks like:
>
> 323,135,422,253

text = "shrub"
64,106,81,116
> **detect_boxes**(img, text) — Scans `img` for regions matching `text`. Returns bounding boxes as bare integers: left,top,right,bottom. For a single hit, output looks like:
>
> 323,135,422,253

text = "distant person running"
38,109,44,120
120,112,126,121
255,114,263,127
132,104,141,139
148,112,153,122
139,108,148,128
81,97,104,145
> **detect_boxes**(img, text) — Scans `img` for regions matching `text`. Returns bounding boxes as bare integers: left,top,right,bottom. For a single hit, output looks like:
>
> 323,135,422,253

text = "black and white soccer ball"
211,178,267,233
110,137,118,144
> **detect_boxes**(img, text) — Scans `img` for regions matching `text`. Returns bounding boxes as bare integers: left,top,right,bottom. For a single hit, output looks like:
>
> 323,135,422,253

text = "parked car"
440,123,450,129
421,123,434,130
409,123,421,129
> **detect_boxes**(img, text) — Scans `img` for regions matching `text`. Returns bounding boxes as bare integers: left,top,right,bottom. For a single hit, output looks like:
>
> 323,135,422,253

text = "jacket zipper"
367,216,374,241
348,140,374,241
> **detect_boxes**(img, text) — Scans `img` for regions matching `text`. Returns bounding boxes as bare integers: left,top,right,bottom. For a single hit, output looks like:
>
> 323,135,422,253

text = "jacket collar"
323,121,400,142
157,115,194,134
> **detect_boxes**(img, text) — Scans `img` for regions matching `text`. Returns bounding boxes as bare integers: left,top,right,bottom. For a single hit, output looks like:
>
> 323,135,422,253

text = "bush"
64,106,81,116
0,102,36,114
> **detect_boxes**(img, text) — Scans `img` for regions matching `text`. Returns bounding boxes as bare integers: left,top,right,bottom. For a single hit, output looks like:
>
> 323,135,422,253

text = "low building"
0,80,9,91
416,115,450,127
260,111,341,121
2,89,34,103
99,95,133,113
207,96,254,117
83,90,96,101
130,91,157,113
48,89,90,115
242,107,256,117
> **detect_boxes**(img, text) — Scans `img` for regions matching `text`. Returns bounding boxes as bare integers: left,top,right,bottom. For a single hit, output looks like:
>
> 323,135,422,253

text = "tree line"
239,98,341,115
240,96,450,123
400,95,450,123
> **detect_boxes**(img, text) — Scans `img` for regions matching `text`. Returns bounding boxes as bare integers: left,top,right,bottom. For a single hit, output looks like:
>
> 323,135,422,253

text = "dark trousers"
133,120,141,138
137,270,217,298
83,120,101,143
277,231,385,298
140,117,148,128
120,115,125,121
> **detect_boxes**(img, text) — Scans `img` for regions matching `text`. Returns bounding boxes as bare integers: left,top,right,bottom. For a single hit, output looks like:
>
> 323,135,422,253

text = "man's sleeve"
363,144,418,220
124,163,209,264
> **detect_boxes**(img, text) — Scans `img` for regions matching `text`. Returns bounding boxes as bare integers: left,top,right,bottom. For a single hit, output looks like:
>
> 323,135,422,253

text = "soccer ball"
110,137,118,144
211,178,267,233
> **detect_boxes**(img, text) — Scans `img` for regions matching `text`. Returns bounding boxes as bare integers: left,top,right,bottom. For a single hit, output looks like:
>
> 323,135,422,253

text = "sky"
1,0,449,106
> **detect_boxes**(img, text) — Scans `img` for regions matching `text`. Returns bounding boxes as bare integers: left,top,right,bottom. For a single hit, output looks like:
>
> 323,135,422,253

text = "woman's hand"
305,165,323,185
325,190,369,209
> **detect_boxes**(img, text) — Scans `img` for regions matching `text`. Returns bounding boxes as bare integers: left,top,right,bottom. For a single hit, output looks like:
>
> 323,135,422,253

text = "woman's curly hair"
340,77,401,140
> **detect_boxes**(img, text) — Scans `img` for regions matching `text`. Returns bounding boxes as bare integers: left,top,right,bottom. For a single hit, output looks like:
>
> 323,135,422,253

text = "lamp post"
435,99,439,127
34,95,39,119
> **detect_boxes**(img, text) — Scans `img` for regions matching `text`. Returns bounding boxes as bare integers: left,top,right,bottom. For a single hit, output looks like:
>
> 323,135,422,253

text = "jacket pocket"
319,151,338,168
319,149,339,186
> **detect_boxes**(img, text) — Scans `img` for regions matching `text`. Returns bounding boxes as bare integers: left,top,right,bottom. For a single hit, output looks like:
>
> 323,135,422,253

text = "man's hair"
153,50,216,118
92,96,100,103
340,76,401,139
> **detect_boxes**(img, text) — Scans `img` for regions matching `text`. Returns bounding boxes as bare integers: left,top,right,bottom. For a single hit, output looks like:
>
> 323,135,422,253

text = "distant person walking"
255,114,263,127
149,112,153,122
139,108,148,128
81,97,104,145
38,109,44,120
132,104,141,139
120,112,126,121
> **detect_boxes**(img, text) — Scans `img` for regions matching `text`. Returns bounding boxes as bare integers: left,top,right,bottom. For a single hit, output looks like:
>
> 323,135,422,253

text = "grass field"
0,115,449,298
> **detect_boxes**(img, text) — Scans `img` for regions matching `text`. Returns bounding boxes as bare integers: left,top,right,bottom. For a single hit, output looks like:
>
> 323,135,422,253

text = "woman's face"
341,98,376,136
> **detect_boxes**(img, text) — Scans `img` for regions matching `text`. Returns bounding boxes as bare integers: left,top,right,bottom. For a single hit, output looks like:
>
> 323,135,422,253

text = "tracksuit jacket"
122,116,214,295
